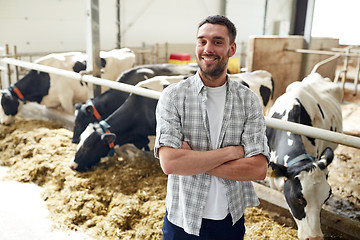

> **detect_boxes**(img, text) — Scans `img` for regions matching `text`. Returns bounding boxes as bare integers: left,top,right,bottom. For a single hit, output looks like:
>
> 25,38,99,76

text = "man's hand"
159,142,245,176
181,141,192,150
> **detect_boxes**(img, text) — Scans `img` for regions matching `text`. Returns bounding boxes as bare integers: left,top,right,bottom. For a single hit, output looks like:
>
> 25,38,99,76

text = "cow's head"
73,101,101,143
0,89,23,124
70,122,115,172
267,147,334,240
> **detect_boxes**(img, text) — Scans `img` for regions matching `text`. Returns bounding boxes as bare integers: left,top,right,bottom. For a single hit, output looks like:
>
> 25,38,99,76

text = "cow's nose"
306,237,323,240
69,162,78,171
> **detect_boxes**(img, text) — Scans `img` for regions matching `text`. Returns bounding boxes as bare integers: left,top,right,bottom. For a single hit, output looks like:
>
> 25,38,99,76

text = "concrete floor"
0,167,94,240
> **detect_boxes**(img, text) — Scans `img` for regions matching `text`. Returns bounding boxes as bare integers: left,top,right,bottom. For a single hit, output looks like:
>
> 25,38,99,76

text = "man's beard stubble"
197,50,230,80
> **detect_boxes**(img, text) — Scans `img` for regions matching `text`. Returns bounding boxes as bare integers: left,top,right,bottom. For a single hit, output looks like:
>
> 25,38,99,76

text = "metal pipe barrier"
311,54,341,74
265,117,360,149
2,58,360,149
2,57,161,100
286,48,360,57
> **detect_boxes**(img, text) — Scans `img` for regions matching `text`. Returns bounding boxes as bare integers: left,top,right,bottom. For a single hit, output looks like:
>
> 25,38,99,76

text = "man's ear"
229,42,237,57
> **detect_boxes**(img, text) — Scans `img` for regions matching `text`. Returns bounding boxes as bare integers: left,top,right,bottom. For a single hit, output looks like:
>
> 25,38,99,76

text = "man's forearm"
158,144,244,176
206,154,268,181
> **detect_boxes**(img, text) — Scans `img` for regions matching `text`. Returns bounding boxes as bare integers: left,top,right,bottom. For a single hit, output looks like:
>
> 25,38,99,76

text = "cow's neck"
277,132,308,166
15,70,50,103
106,96,157,143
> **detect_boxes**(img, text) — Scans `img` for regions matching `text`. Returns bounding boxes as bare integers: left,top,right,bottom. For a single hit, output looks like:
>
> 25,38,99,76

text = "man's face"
195,23,236,80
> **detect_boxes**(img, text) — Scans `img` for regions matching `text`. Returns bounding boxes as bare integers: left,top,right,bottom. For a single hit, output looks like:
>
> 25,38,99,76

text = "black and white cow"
70,93,158,172
266,73,343,240
230,70,274,115
70,70,275,172
72,64,198,143
0,49,135,125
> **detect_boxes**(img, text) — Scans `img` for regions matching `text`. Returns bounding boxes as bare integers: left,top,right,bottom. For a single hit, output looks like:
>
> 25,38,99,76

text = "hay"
0,116,301,239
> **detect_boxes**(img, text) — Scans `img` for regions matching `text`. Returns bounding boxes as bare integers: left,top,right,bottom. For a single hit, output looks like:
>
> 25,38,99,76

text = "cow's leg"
59,92,76,114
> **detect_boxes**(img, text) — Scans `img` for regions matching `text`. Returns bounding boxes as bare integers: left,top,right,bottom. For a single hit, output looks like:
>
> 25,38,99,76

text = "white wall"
0,0,294,54
0,0,117,53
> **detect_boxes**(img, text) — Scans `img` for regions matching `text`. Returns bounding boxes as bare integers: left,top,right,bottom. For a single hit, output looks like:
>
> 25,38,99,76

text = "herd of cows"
0,49,344,240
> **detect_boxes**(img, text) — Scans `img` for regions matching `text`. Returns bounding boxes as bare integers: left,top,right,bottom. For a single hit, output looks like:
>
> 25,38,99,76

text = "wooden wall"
247,36,339,100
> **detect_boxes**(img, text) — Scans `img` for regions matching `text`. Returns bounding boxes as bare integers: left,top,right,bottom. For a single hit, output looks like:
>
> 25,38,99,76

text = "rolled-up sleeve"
242,93,270,162
154,85,183,158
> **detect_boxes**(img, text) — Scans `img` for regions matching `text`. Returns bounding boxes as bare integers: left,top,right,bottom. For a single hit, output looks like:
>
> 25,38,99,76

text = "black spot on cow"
284,177,307,220
72,58,107,73
270,76,274,99
260,85,271,107
240,80,249,88
288,98,315,146
317,103,325,119
72,61,86,73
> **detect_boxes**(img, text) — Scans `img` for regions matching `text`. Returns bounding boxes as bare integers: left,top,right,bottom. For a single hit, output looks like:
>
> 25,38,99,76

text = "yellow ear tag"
266,165,276,178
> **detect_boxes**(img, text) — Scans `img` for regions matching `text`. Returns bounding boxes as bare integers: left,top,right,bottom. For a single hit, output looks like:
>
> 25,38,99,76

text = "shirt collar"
194,71,230,94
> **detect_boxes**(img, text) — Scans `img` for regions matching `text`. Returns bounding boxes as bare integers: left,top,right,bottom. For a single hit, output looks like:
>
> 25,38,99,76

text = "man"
154,15,269,239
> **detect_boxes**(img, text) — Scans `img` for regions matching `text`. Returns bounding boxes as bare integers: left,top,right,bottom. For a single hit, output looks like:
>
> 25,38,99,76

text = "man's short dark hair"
198,15,237,44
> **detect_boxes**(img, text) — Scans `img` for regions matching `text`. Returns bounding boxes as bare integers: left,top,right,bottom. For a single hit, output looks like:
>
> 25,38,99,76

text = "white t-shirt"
202,83,229,220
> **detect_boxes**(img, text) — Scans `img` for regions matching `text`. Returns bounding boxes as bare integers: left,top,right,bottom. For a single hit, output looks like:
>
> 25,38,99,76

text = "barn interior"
0,0,360,240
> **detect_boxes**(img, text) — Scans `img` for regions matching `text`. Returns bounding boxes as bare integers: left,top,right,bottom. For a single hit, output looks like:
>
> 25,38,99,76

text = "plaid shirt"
154,72,270,236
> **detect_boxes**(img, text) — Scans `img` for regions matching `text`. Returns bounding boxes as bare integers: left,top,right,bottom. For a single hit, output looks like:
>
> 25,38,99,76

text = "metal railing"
1,57,360,149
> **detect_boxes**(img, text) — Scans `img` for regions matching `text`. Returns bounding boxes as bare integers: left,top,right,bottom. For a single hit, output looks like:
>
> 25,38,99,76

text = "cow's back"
100,48,136,84
35,52,89,110
229,70,274,115
268,73,343,157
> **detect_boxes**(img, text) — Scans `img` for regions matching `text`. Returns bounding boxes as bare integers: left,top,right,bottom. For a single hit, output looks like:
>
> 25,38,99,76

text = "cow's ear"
317,147,334,170
267,162,288,178
101,133,116,144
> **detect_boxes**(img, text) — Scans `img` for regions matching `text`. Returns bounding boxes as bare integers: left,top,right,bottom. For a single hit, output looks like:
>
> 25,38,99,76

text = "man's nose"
203,43,214,54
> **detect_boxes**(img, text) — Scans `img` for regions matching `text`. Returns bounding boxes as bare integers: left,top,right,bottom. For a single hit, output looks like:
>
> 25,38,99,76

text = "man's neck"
199,71,227,87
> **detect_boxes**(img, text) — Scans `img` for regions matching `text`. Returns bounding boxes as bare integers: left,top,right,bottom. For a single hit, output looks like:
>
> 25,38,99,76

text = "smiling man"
154,15,270,240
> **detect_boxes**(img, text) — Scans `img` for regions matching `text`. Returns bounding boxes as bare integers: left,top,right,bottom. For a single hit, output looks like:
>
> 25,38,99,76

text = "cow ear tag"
102,133,116,144
266,164,275,177
267,163,279,178
86,105,94,114
101,133,116,156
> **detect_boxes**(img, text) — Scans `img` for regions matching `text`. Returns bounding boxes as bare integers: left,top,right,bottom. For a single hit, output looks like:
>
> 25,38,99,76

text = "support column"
86,0,102,98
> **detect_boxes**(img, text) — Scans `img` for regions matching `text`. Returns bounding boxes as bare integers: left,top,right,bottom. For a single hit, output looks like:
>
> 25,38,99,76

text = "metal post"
165,42,168,63
14,45,19,81
116,0,121,49
219,0,226,16
5,44,11,86
86,0,102,98
354,51,360,96
263,0,268,35
303,0,315,44
300,0,316,79
156,43,159,64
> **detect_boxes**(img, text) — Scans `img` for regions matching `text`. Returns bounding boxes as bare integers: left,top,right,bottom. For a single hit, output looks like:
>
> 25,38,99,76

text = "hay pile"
0,116,298,239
